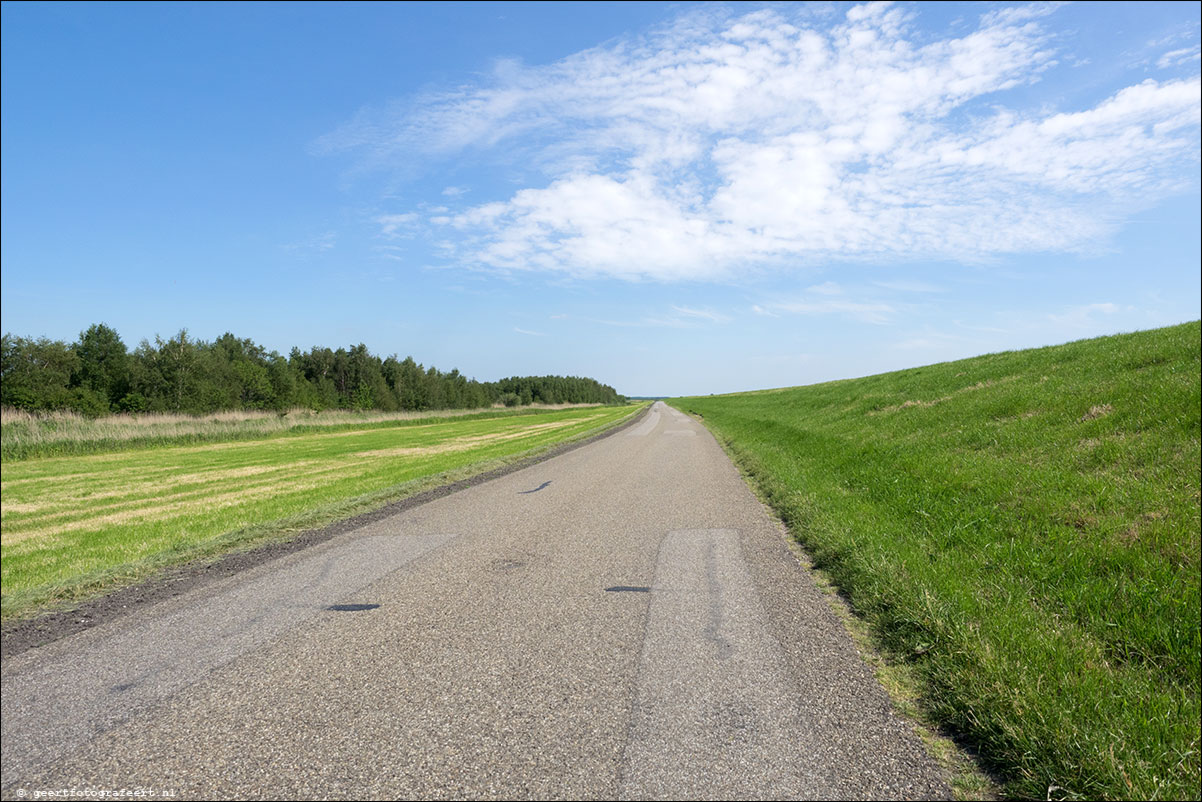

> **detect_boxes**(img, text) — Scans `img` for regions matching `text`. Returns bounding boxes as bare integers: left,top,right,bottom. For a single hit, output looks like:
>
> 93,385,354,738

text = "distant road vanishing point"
2,402,948,800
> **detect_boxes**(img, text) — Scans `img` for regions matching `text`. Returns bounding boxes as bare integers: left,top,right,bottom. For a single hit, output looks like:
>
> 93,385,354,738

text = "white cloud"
514,327,545,336
939,78,1202,196
760,297,896,325
590,314,690,329
580,305,731,328
874,279,944,292
376,214,418,238
1046,301,1124,328
671,305,731,323
806,281,843,296
1158,44,1201,70
335,4,1201,282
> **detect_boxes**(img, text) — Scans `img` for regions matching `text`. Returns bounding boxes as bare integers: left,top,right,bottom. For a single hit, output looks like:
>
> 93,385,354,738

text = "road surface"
2,402,949,800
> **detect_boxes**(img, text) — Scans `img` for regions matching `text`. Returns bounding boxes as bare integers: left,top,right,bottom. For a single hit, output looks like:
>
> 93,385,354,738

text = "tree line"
1,324,625,416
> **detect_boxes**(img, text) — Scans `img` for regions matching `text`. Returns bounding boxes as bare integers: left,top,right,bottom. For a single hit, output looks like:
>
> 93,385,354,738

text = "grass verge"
1,403,644,621
670,322,1199,801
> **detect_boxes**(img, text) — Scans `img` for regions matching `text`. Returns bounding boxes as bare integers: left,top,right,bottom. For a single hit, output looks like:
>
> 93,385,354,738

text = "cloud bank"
332,3,1201,282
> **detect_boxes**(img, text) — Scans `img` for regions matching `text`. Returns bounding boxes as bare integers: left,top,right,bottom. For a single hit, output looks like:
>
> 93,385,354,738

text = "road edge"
664,400,1001,801
1,403,651,660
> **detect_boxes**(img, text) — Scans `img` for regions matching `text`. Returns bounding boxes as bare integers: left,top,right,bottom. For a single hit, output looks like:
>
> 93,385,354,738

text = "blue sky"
2,1,1199,397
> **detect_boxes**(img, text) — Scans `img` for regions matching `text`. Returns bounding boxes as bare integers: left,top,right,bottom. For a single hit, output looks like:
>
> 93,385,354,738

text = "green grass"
671,322,1200,801
0,403,612,461
1,403,642,620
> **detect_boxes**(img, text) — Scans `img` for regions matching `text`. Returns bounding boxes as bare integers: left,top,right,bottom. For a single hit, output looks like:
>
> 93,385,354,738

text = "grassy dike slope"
1,404,641,620
671,322,1199,801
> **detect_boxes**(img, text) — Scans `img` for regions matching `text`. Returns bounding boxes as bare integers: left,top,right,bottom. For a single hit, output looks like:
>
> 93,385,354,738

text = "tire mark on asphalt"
619,528,817,799
626,406,661,436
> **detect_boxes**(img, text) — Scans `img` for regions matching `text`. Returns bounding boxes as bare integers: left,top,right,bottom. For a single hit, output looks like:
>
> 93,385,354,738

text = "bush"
117,392,149,414
69,387,111,418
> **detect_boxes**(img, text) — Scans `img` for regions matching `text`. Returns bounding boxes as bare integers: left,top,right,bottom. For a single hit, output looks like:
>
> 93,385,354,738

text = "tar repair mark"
519,481,552,494
326,603,381,612
605,586,651,593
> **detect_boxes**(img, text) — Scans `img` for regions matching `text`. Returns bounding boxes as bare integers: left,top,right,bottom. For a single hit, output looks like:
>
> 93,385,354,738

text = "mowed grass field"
2,404,640,619
672,322,1199,801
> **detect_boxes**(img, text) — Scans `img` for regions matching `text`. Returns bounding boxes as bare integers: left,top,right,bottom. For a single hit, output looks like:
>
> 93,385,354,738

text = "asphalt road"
1,402,949,800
